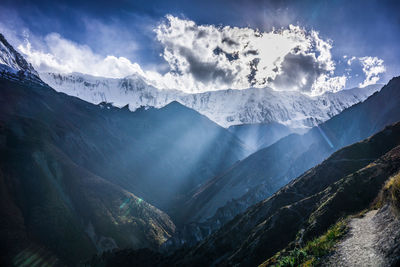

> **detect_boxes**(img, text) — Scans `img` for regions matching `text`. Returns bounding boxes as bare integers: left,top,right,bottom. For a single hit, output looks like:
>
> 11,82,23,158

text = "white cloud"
154,15,346,95
347,56,356,65
358,56,385,87
18,33,145,78
13,15,386,95
312,74,347,95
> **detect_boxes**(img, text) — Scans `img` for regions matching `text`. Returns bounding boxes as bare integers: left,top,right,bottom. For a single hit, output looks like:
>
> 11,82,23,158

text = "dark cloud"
244,50,258,56
213,47,239,62
197,30,207,38
247,58,260,86
178,46,235,85
2,0,398,90
271,53,324,92
222,37,238,46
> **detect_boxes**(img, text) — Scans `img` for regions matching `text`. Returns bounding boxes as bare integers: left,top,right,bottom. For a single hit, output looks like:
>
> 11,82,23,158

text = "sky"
0,0,399,94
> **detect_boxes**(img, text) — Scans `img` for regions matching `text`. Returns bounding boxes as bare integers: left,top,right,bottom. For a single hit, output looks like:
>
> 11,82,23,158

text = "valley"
0,6,399,265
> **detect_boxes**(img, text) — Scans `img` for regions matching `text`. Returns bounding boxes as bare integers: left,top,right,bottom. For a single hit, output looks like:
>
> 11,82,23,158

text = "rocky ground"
325,205,400,267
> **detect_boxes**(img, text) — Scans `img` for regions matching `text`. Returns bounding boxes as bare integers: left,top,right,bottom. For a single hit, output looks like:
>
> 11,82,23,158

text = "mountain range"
164,74,400,249
0,34,247,265
105,121,400,266
1,32,400,267
40,72,380,131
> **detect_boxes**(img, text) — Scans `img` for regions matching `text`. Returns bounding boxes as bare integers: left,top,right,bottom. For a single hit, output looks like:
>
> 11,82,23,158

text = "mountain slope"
0,77,176,265
0,70,249,217
40,72,381,129
0,34,248,265
228,122,294,151
91,122,400,266
323,173,400,267
0,34,39,80
174,76,400,244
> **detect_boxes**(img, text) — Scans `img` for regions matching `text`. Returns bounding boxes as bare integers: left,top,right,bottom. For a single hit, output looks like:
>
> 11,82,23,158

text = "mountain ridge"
0,34,248,265
39,71,381,129
87,121,400,266
0,34,40,81
166,75,400,248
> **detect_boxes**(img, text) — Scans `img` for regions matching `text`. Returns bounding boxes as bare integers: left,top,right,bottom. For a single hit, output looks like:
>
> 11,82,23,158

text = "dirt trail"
324,210,386,267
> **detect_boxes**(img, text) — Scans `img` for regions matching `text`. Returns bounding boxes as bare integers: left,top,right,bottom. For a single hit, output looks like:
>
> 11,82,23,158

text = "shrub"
385,173,400,209
260,220,347,267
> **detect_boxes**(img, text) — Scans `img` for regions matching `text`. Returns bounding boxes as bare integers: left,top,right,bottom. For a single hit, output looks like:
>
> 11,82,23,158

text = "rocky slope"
324,171,400,267
0,34,248,265
178,76,400,229
90,122,400,266
0,76,176,266
0,37,250,216
40,72,381,129
324,209,385,266
194,124,400,267
267,165,400,267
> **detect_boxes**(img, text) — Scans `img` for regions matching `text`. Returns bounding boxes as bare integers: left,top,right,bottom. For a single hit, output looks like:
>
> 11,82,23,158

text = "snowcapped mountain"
40,71,381,129
0,32,380,130
0,32,384,130
0,34,39,80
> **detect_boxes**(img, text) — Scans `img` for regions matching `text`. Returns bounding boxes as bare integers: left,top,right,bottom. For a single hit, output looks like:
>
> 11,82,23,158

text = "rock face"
90,122,400,267
0,35,248,265
40,72,381,129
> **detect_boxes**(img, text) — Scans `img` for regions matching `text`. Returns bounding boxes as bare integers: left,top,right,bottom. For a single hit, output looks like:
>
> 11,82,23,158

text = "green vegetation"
260,220,347,267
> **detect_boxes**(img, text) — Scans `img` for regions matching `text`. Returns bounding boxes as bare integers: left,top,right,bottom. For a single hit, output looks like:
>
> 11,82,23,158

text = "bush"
274,248,308,267
385,173,400,209
305,220,347,259
260,220,347,267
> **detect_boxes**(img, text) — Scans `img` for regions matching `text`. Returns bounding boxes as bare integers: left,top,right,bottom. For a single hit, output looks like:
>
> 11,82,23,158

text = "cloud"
346,56,356,65
11,15,386,95
154,15,347,95
18,33,145,78
358,56,385,87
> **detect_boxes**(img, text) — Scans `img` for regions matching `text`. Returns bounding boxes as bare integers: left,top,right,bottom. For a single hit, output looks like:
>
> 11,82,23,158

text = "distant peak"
163,100,187,110
0,33,40,81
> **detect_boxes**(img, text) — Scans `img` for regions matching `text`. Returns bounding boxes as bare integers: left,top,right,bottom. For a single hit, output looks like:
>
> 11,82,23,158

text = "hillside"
228,122,294,151
90,121,400,266
0,77,175,265
180,76,400,229
0,34,248,265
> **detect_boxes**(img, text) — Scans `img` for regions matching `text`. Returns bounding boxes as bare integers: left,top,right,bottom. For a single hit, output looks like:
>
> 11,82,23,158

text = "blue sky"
1,0,399,93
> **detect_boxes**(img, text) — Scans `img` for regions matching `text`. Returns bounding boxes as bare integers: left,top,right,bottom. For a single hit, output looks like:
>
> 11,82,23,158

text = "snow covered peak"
0,34,39,77
40,71,382,129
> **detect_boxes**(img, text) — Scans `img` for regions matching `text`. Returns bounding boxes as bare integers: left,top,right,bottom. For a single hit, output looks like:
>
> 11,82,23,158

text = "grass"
383,172,400,209
259,220,347,267
305,220,347,259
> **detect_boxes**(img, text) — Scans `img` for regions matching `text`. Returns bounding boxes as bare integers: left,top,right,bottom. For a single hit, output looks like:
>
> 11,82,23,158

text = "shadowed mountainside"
89,121,400,266
228,122,294,152
0,77,175,265
180,77,400,228
0,62,247,266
